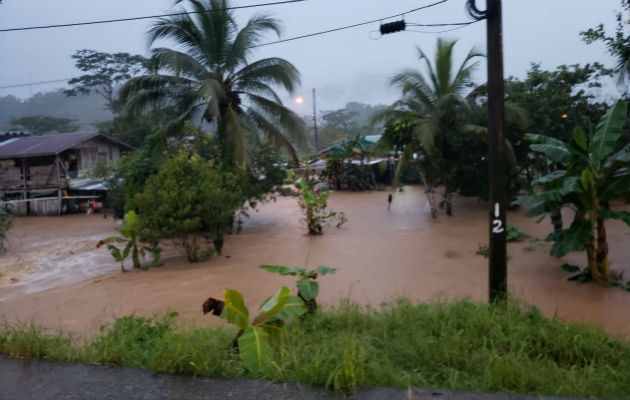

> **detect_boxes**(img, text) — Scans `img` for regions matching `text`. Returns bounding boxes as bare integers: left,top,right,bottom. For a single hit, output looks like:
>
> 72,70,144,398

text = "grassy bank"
1,299,628,398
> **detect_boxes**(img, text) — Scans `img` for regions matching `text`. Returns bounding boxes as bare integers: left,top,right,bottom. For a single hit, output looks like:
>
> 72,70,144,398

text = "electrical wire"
405,20,479,34
0,0,305,33
0,78,72,89
0,0,455,89
250,0,448,48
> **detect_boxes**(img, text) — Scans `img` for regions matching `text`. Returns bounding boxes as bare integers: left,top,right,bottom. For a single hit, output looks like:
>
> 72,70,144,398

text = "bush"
134,152,243,262
0,208,13,254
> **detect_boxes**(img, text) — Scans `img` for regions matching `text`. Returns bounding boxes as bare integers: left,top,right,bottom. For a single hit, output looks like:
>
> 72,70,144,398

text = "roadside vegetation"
0,299,628,398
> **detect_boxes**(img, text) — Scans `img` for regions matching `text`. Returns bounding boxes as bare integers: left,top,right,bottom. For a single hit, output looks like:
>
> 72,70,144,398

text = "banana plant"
260,265,336,313
96,210,161,272
202,286,306,372
298,178,347,234
516,100,629,281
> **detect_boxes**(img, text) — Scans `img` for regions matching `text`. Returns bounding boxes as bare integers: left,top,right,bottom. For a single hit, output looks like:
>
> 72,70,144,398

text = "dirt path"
0,186,628,338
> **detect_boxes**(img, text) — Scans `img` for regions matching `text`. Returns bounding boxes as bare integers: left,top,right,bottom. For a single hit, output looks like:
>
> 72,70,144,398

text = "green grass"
1,300,629,398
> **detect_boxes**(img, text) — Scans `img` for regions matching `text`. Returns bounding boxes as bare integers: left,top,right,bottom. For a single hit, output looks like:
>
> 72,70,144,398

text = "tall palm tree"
373,38,484,216
119,0,304,166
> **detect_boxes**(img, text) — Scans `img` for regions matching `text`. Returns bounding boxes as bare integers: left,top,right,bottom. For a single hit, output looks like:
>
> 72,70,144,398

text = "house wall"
0,156,63,192
73,137,122,170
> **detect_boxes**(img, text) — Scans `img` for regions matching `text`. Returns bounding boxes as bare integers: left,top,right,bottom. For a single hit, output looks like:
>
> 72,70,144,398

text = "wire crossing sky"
0,0,622,110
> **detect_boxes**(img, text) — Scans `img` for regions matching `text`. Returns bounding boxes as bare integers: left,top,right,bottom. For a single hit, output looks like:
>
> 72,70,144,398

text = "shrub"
134,152,242,262
298,178,347,234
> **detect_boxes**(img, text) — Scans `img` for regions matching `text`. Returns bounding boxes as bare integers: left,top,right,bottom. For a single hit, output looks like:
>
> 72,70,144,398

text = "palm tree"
119,0,304,166
373,38,484,216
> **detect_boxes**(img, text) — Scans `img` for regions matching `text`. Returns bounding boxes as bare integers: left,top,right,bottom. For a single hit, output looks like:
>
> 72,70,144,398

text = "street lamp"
295,89,319,153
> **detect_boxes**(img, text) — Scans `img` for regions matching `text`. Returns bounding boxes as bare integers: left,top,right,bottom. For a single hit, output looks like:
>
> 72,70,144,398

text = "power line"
251,0,448,48
405,20,479,34
0,78,71,89
0,0,305,33
0,0,457,89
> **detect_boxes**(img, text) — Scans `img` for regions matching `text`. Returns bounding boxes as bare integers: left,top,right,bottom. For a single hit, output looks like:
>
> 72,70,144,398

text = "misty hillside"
0,90,111,132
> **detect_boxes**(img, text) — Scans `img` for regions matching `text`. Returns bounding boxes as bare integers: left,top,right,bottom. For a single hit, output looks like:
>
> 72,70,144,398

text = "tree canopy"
119,0,305,166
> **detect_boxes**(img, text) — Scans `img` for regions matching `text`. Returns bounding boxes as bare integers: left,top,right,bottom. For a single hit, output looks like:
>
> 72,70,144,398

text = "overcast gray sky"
0,0,625,113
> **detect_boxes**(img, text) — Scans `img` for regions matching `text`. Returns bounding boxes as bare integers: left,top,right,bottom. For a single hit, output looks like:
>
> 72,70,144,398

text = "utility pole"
312,88,319,153
486,0,507,302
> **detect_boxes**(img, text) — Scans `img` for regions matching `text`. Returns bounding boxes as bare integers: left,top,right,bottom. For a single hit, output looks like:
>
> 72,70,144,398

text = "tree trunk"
444,191,452,216
586,235,599,281
418,168,438,218
596,216,609,281
426,187,438,218
550,210,563,233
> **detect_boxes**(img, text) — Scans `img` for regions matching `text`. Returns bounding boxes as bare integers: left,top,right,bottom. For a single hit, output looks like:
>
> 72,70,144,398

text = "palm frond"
246,109,300,166
150,48,209,80
245,93,305,139
235,57,300,94
391,70,435,110
226,14,282,71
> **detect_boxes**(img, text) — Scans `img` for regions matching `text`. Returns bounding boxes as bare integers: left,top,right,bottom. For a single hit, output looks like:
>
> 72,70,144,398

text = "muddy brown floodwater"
0,186,628,338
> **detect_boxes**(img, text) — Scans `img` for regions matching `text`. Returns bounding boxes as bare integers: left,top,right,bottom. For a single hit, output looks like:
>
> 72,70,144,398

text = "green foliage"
260,264,337,312
561,263,581,273
65,49,147,113
517,100,630,281
298,178,347,234
9,115,80,134
476,243,489,258
97,211,161,272
581,0,630,87
374,38,486,216
2,300,629,398
0,208,13,255
94,107,179,148
203,287,307,372
134,151,243,262
103,132,168,219
119,0,305,166
506,225,531,242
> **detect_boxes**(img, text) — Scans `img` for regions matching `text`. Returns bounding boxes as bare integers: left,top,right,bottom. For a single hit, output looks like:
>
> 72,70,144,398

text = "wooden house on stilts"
0,132,133,215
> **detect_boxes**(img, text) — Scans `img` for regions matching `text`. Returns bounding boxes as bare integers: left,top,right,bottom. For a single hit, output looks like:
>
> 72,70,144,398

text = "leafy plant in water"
97,210,161,272
298,178,347,234
260,265,336,313
515,100,629,281
506,225,531,242
476,243,490,258
202,286,306,372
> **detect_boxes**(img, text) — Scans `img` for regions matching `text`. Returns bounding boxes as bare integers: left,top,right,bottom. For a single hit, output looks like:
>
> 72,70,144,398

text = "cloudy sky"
0,0,624,113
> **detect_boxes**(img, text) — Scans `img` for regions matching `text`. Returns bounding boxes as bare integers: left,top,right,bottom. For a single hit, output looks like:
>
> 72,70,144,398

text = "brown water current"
0,186,628,338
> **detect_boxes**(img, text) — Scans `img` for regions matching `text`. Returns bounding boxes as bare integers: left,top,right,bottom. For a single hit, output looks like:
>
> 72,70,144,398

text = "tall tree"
65,50,148,114
581,0,630,89
373,38,484,216
119,0,304,166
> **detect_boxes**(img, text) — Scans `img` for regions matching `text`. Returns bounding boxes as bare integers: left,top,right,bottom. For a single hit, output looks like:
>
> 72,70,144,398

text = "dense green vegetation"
134,152,243,261
516,100,629,282
1,300,628,398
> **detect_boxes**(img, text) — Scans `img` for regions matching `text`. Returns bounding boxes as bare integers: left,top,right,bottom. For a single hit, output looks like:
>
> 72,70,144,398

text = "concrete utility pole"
486,0,507,302
312,88,319,153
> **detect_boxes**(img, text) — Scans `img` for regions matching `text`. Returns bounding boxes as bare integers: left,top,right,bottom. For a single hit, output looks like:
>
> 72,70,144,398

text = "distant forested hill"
0,90,110,132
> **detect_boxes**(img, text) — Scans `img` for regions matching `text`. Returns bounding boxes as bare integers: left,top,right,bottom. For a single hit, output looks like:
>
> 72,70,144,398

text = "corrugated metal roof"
0,132,133,158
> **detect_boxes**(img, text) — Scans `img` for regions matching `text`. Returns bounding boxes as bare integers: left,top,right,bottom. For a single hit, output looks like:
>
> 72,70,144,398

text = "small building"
0,132,133,215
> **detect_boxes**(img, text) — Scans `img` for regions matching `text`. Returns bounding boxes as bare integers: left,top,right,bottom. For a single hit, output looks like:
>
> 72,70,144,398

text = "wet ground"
0,186,628,337
0,355,584,400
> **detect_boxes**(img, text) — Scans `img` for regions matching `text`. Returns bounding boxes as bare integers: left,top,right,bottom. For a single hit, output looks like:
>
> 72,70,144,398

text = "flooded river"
0,186,628,337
